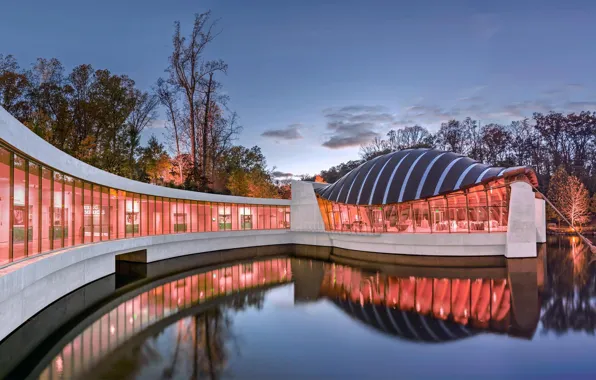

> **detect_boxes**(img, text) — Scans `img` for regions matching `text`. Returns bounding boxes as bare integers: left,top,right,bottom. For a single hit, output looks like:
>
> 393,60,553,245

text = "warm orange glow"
317,182,512,234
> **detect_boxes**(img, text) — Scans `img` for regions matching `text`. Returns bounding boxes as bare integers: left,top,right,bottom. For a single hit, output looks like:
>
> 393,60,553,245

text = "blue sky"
2,0,595,176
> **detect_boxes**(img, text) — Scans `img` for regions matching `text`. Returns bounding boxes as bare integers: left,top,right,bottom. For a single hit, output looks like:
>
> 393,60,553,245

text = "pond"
2,236,596,379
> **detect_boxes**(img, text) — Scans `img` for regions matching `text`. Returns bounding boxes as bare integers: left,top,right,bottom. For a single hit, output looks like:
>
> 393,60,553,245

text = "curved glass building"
315,148,539,234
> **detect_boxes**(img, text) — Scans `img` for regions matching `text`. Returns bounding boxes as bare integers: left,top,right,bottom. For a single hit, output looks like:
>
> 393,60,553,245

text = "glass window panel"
368,206,384,233
63,176,74,247
117,190,126,239
412,201,431,233
263,205,271,230
125,192,136,237
74,180,83,245
169,198,177,233
91,184,101,242
41,167,53,251
191,201,198,233
155,196,163,235
270,205,278,229
285,206,291,229
430,197,449,233
52,172,64,249
210,202,218,231
174,199,186,233
148,196,155,235
101,187,109,240
447,193,468,233
140,194,148,236
109,189,118,240
198,202,207,232
28,162,41,256
467,189,488,232
231,203,239,231
163,198,170,234
248,205,257,230
13,156,27,259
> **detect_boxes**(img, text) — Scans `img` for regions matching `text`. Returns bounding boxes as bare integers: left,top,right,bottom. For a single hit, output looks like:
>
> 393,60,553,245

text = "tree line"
305,114,596,226
0,11,283,199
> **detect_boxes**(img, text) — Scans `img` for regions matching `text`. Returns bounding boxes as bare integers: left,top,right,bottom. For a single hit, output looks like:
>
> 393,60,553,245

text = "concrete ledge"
0,228,535,342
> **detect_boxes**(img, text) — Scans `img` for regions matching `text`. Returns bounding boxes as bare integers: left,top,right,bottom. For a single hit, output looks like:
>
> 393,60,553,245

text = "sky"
2,0,596,177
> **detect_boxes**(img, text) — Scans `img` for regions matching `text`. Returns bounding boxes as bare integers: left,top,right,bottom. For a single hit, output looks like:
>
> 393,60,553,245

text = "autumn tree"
137,135,171,184
548,166,591,227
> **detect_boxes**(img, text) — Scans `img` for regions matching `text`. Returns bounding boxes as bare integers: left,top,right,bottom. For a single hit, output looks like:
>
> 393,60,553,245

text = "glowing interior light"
129,317,134,324
110,325,116,335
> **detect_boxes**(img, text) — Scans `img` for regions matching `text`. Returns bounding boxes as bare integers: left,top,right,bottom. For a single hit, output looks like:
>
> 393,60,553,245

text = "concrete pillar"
506,181,537,258
535,198,546,243
290,180,326,232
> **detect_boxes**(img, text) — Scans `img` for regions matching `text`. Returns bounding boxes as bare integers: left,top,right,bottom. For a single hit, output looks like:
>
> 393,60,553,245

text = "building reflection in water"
318,264,511,340
36,243,568,379
39,258,292,380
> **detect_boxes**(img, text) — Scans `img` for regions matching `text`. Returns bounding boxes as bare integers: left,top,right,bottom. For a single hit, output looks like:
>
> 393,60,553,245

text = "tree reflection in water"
95,292,265,380
541,236,596,335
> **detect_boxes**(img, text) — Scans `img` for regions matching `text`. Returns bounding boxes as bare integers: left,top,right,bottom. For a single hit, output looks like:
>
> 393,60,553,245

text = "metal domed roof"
315,148,537,205
332,298,478,343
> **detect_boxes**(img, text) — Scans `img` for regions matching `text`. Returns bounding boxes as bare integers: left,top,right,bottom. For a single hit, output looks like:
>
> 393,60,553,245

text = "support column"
535,198,546,243
506,181,537,258
290,180,326,232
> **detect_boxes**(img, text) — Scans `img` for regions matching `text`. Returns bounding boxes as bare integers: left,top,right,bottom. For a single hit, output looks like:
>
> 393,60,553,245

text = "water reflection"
24,236,596,378
39,258,292,380
541,236,596,335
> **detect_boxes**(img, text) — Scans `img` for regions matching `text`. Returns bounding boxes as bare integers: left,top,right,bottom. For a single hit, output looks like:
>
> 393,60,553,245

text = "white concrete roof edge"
0,106,289,205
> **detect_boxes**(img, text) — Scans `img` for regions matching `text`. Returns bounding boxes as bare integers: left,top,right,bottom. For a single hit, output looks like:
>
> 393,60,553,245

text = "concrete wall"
507,181,538,258
535,198,547,243
290,180,326,232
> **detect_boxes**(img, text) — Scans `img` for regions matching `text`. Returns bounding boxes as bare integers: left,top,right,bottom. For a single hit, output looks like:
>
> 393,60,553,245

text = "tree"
591,193,596,215
481,123,511,165
548,166,591,227
137,135,171,184
435,119,470,154
125,91,159,179
0,54,30,121
164,11,227,185
223,146,279,198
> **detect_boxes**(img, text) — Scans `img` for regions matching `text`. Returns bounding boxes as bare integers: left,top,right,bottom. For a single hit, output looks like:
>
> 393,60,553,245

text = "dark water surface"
4,237,596,379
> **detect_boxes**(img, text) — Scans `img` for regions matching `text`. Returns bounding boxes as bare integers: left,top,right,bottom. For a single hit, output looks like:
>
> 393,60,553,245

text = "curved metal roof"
315,148,537,205
332,298,478,343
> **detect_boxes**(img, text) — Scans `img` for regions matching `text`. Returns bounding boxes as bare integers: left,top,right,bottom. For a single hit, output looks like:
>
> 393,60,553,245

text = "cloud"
271,171,293,178
564,101,596,111
261,123,303,140
457,96,484,103
542,83,585,96
320,106,395,149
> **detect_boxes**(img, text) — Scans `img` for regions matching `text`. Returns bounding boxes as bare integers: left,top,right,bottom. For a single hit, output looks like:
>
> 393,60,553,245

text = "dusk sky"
2,0,595,177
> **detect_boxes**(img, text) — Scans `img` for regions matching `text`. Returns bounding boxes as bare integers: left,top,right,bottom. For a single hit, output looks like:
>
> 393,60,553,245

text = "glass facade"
317,180,512,234
0,143,290,266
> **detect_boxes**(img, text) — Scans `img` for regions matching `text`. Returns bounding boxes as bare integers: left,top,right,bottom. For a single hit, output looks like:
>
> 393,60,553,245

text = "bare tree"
127,90,159,178
165,11,227,185
156,78,185,182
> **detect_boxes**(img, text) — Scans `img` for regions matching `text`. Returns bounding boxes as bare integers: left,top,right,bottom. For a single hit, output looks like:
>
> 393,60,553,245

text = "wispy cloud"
261,123,303,140
321,105,394,149
271,171,293,178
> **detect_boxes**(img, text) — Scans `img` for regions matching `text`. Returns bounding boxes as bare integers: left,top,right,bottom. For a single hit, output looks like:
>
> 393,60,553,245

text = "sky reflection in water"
39,236,596,379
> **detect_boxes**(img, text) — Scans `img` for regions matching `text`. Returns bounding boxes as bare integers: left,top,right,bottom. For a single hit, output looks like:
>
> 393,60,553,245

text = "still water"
5,236,596,379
